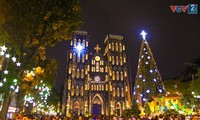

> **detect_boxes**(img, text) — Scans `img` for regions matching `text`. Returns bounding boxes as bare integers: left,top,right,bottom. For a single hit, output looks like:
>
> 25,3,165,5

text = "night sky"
47,0,200,91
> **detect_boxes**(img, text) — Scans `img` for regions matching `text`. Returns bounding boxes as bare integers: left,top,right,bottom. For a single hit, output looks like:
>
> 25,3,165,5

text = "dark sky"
47,0,200,90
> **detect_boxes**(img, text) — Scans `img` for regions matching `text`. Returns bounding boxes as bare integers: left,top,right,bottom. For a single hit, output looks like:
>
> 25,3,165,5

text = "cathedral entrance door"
92,104,102,115
92,94,102,115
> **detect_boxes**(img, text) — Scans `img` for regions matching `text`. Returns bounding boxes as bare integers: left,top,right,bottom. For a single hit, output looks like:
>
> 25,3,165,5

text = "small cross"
140,30,147,40
94,44,101,53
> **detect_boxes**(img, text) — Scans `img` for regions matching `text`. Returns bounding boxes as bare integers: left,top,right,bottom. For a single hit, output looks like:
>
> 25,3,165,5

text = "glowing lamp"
141,30,147,40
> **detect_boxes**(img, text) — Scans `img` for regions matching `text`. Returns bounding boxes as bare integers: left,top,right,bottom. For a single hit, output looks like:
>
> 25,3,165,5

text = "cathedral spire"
94,44,101,53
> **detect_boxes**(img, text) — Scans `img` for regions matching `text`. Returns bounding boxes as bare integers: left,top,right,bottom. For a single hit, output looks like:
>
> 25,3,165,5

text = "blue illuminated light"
76,43,83,52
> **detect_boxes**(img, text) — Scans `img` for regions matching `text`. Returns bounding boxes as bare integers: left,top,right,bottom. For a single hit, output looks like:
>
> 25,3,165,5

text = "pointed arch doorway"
116,102,121,116
92,94,103,115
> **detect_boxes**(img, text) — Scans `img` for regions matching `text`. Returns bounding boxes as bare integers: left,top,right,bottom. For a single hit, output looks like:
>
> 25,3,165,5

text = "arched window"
77,55,80,62
71,86,74,96
119,43,122,52
82,40,85,48
116,71,119,80
121,88,124,97
111,42,114,51
81,86,83,96
113,88,115,97
120,71,123,80
94,85,96,90
115,43,118,51
110,70,112,76
81,69,84,78
120,56,123,65
78,39,81,43
73,53,76,62
124,70,127,77
85,68,88,74
74,39,76,47
112,71,115,80
70,52,72,59
116,56,119,65
76,86,79,96
105,66,108,72
76,69,80,78
106,84,108,91
91,85,94,90
105,75,108,81
72,68,75,78
82,54,85,63
96,62,99,72
74,101,79,109
85,84,87,90
86,53,88,60
117,87,120,97
69,67,71,74
68,79,71,90
112,56,115,65
123,55,126,63
123,45,125,50
70,40,73,46
109,43,111,49
87,65,90,71
86,41,88,47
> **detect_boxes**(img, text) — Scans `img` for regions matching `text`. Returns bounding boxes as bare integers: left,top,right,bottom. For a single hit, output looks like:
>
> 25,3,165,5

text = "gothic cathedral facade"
63,31,131,117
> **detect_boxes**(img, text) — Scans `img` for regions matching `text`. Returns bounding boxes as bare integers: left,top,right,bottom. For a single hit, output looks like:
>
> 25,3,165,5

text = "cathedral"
62,31,131,117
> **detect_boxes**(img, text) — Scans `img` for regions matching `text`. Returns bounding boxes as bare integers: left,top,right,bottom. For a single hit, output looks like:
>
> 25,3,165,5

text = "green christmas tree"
133,31,165,105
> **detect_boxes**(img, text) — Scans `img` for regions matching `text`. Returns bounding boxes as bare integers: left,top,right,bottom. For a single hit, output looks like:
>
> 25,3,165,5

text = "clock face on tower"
94,76,101,81
95,56,100,61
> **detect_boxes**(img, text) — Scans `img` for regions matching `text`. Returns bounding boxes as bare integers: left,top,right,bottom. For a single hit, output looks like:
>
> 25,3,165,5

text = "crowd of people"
14,113,200,120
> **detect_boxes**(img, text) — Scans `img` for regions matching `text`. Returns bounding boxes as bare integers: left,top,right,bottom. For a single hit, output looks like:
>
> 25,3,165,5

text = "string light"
146,89,150,93
0,51,5,55
16,62,21,66
4,70,8,74
5,54,10,58
1,45,7,51
12,57,17,62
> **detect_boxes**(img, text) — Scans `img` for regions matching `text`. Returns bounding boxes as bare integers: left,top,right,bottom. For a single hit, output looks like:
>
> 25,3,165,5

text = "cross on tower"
140,30,147,40
94,44,101,53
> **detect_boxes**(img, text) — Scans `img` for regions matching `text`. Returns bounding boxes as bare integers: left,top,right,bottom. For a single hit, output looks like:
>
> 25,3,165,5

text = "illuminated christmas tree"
133,31,165,106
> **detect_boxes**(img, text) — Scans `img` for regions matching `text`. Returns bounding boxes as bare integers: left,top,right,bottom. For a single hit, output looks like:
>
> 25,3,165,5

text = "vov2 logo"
170,4,198,14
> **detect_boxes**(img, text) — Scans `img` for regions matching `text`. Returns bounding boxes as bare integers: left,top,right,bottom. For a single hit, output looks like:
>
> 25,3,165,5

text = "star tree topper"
141,30,147,40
